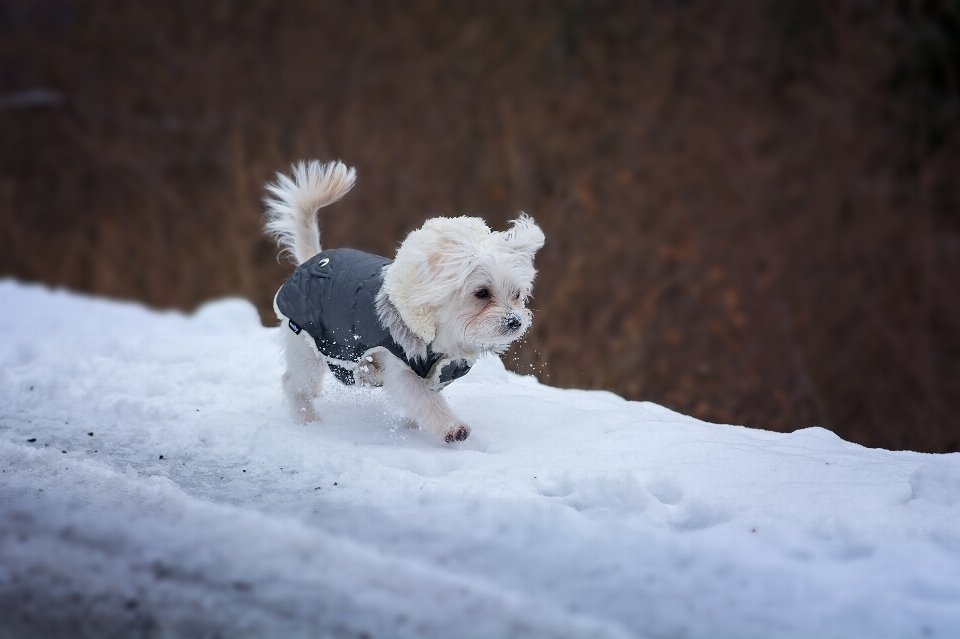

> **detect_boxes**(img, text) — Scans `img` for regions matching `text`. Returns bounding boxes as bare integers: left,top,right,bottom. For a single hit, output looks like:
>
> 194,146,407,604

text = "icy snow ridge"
1,279,958,639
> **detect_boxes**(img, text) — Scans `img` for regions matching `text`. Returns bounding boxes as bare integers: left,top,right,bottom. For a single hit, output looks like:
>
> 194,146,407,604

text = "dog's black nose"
504,314,522,332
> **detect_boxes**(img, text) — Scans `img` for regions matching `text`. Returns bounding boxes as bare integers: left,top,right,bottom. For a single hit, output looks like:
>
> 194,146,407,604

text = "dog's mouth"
459,309,530,350
478,317,529,348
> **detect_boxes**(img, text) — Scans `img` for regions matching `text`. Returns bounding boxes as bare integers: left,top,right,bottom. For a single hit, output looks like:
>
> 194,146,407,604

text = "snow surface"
1,278,959,639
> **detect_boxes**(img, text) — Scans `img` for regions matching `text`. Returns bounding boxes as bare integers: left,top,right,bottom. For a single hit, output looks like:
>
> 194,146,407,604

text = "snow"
1,279,958,639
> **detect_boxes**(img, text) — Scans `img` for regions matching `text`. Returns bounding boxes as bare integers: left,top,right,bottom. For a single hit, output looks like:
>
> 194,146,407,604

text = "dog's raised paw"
444,424,471,443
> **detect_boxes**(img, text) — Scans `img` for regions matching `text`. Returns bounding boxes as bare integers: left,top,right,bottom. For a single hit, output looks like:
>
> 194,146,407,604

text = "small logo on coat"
288,320,302,335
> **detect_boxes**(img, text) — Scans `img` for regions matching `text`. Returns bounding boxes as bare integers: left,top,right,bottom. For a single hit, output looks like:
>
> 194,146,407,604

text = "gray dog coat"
274,248,472,391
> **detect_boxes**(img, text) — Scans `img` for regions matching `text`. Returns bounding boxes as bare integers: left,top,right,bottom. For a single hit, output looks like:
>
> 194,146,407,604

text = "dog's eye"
513,292,521,301
474,288,489,300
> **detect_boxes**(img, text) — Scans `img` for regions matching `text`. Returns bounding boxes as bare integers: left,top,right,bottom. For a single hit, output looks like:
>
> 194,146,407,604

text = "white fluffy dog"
264,160,545,442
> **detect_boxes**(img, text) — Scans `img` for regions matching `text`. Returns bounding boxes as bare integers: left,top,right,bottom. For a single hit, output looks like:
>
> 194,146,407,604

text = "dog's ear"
502,214,545,260
421,217,490,275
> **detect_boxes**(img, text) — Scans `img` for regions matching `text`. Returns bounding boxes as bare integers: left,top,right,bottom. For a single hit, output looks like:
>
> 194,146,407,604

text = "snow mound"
1,279,958,639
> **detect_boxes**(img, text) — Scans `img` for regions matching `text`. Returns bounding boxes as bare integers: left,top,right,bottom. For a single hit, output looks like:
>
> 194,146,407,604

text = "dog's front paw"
443,423,471,443
293,402,320,424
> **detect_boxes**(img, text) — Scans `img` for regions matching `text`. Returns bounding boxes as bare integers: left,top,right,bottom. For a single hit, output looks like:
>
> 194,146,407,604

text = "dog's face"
383,215,545,358
438,247,536,352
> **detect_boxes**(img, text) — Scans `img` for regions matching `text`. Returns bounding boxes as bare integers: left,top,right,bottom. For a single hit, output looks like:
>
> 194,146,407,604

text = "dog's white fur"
264,160,545,442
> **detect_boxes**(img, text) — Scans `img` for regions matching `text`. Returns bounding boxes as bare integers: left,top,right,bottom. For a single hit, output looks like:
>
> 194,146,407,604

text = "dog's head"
381,214,545,358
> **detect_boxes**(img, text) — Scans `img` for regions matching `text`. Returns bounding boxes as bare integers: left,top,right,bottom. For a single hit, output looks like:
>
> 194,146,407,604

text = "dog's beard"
436,303,532,355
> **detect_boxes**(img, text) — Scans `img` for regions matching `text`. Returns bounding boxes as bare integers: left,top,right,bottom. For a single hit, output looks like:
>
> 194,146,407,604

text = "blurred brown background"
1,0,958,452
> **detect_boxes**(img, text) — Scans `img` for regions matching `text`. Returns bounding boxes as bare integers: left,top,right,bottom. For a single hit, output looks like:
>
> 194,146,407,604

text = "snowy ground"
1,279,958,639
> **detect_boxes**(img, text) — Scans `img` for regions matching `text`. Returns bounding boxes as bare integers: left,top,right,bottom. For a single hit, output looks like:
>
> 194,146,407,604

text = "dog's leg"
379,354,470,442
280,327,325,423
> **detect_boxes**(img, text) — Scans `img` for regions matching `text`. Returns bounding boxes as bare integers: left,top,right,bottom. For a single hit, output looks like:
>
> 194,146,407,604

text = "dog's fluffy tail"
264,160,357,264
